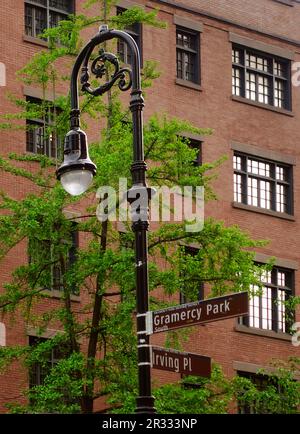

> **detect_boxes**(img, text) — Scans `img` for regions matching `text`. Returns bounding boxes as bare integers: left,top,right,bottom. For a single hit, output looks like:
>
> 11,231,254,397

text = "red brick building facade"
0,0,300,412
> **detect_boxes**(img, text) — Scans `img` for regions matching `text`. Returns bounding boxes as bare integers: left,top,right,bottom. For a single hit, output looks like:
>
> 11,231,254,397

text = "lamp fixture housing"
56,127,97,196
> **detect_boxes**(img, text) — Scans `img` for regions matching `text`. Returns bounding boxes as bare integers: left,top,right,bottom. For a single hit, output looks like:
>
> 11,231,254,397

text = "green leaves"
147,220,267,300
0,0,299,415
232,358,300,414
112,360,300,414
110,6,166,30
26,352,85,414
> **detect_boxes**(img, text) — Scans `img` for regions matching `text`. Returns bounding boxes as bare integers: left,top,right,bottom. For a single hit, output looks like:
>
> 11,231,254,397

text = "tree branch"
148,235,189,250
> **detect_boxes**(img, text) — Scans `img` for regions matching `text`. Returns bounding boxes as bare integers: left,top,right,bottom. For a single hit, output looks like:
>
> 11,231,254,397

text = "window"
28,223,79,292
29,336,64,388
237,371,276,414
188,139,202,166
179,136,202,166
25,0,74,39
233,153,293,214
241,266,294,334
180,246,204,304
232,45,291,110
26,97,61,158
29,336,74,409
116,7,142,65
176,27,200,83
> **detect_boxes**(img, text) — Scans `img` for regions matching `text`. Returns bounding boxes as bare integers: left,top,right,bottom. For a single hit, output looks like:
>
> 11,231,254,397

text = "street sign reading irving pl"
146,291,248,334
151,346,211,377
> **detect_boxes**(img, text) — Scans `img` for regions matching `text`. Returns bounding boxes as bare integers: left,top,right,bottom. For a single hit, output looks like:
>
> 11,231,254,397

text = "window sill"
232,201,295,221
273,0,294,6
42,289,81,302
23,35,49,48
175,78,202,91
235,324,291,341
231,95,294,117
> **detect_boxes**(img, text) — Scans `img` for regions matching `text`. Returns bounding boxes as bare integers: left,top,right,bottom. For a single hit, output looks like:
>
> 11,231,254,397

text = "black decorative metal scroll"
80,48,132,96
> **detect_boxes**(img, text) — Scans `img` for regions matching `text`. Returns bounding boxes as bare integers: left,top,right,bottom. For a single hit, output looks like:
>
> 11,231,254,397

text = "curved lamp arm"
56,26,146,192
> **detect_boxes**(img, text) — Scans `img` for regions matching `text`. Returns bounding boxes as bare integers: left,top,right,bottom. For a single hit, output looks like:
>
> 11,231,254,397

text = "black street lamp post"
56,25,156,414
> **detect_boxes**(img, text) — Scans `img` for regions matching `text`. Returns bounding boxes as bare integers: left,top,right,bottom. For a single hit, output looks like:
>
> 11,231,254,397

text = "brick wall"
144,0,300,391
152,0,300,41
0,0,300,413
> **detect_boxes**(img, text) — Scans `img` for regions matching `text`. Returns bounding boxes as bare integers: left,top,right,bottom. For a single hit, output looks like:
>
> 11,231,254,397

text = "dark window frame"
179,136,202,166
233,152,293,215
29,336,63,389
29,335,74,409
116,7,142,66
240,265,294,334
24,0,74,39
26,96,61,158
28,222,79,293
232,44,292,110
176,26,200,84
188,138,202,167
51,223,78,292
237,371,279,414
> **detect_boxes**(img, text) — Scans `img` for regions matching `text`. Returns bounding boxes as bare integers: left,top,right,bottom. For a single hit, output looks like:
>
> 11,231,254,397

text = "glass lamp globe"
60,169,94,196
56,127,97,196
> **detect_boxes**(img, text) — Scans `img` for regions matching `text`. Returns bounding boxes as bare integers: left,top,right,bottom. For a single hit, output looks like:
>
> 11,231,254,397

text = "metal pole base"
135,396,156,414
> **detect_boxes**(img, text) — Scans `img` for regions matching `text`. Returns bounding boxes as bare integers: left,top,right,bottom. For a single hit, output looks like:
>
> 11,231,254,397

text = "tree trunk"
82,219,108,413
81,396,94,414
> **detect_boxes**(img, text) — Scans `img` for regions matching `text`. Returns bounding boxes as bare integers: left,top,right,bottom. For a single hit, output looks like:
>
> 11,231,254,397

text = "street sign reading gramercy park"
146,291,249,334
151,346,211,377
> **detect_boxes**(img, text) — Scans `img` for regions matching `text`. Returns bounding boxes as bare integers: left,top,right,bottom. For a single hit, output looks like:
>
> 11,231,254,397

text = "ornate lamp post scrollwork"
56,25,156,414
80,48,133,96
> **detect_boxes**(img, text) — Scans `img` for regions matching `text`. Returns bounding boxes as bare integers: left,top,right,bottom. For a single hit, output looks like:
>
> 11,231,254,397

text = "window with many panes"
28,223,78,292
116,7,142,65
233,153,293,215
232,44,291,110
29,336,64,388
26,97,61,158
25,0,74,39
29,336,75,409
237,371,278,414
176,27,200,84
241,266,294,334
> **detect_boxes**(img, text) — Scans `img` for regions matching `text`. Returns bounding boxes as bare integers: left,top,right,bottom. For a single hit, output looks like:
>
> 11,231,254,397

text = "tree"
0,0,298,414
232,357,300,414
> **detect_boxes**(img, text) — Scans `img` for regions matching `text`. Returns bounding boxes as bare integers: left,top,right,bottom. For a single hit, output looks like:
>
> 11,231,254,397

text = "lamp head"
56,127,97,196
